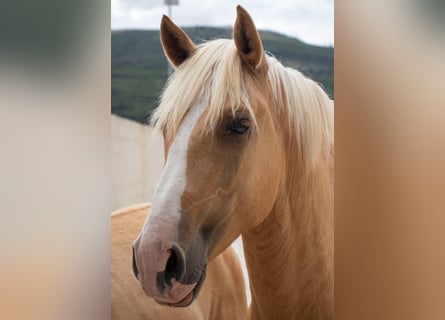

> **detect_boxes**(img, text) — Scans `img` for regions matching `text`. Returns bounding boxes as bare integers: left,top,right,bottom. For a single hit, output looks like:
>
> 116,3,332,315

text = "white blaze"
142,100,206,236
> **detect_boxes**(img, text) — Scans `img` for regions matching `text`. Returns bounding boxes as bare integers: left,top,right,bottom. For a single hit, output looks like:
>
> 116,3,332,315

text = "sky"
112,0,334,46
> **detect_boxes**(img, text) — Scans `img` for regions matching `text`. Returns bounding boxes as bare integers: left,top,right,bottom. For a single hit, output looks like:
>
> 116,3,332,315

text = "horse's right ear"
160,15,197,69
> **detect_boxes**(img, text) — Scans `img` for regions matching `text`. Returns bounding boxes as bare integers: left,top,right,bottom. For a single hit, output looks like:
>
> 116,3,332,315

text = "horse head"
132,6,290,307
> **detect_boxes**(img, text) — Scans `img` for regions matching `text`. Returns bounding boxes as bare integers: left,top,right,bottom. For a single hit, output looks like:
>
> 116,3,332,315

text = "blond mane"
151,38,333,170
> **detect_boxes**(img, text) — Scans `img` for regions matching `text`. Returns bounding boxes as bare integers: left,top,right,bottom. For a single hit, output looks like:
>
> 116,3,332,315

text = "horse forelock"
151,39,255,140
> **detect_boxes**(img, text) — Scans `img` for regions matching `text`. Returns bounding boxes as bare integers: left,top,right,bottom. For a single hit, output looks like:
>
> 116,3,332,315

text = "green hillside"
112,28,333,123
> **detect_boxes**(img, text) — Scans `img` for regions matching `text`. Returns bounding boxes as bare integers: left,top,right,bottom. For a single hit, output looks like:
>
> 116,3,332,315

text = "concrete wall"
111,115,164,211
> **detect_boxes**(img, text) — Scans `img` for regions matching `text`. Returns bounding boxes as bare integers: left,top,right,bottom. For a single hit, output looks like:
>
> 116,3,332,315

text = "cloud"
112,0,333,46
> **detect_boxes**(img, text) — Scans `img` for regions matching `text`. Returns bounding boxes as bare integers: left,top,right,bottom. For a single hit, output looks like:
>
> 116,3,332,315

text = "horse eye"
227,119,250,135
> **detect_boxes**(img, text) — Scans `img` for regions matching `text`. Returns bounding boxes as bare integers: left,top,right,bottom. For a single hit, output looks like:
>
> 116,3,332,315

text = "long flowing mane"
151,38,333,170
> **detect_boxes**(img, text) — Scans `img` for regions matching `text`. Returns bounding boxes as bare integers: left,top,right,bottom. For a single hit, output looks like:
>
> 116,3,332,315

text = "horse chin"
155,289,194,307
155,265,207,308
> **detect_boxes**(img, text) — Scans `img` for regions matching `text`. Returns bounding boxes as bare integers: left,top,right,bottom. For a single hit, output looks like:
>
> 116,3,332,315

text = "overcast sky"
112,0,333,46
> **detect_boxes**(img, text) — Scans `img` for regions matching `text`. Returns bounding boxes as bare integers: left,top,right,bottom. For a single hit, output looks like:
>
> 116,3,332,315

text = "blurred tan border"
0,1,111,319
335,1,445,319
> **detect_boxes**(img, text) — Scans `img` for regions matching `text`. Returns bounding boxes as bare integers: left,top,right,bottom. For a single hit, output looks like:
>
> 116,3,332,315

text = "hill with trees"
112,28,333,123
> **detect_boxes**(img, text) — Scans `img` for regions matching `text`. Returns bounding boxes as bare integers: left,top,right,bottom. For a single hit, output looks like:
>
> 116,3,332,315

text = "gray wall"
111,115,164,211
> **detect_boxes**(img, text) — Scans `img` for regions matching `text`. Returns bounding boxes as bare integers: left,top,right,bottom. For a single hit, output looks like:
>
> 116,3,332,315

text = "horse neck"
242,137,334,319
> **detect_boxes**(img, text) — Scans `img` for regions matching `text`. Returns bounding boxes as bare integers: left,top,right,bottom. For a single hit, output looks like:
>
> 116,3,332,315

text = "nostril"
164,243,186,287
132,245,139,280
164,249,177,286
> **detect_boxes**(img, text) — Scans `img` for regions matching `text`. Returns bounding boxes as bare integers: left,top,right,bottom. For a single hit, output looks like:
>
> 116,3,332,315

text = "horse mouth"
155,265,207,308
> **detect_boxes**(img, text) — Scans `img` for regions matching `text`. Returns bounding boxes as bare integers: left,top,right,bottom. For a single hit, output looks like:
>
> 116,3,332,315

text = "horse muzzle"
132,235,207,307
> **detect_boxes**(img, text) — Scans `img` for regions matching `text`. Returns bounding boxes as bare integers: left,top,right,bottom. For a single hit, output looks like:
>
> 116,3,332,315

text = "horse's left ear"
160,15,197,69
234,5,265,70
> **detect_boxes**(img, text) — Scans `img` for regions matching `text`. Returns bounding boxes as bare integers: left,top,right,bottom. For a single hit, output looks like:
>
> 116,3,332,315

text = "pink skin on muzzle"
132,212,197,305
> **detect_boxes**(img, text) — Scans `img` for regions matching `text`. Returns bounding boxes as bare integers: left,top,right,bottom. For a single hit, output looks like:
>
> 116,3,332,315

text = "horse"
111,203,247,319
132,5,334,319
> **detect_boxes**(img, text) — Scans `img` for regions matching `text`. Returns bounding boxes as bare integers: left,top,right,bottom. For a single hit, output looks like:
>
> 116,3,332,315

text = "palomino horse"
132,5,334,320
111,203,247,319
